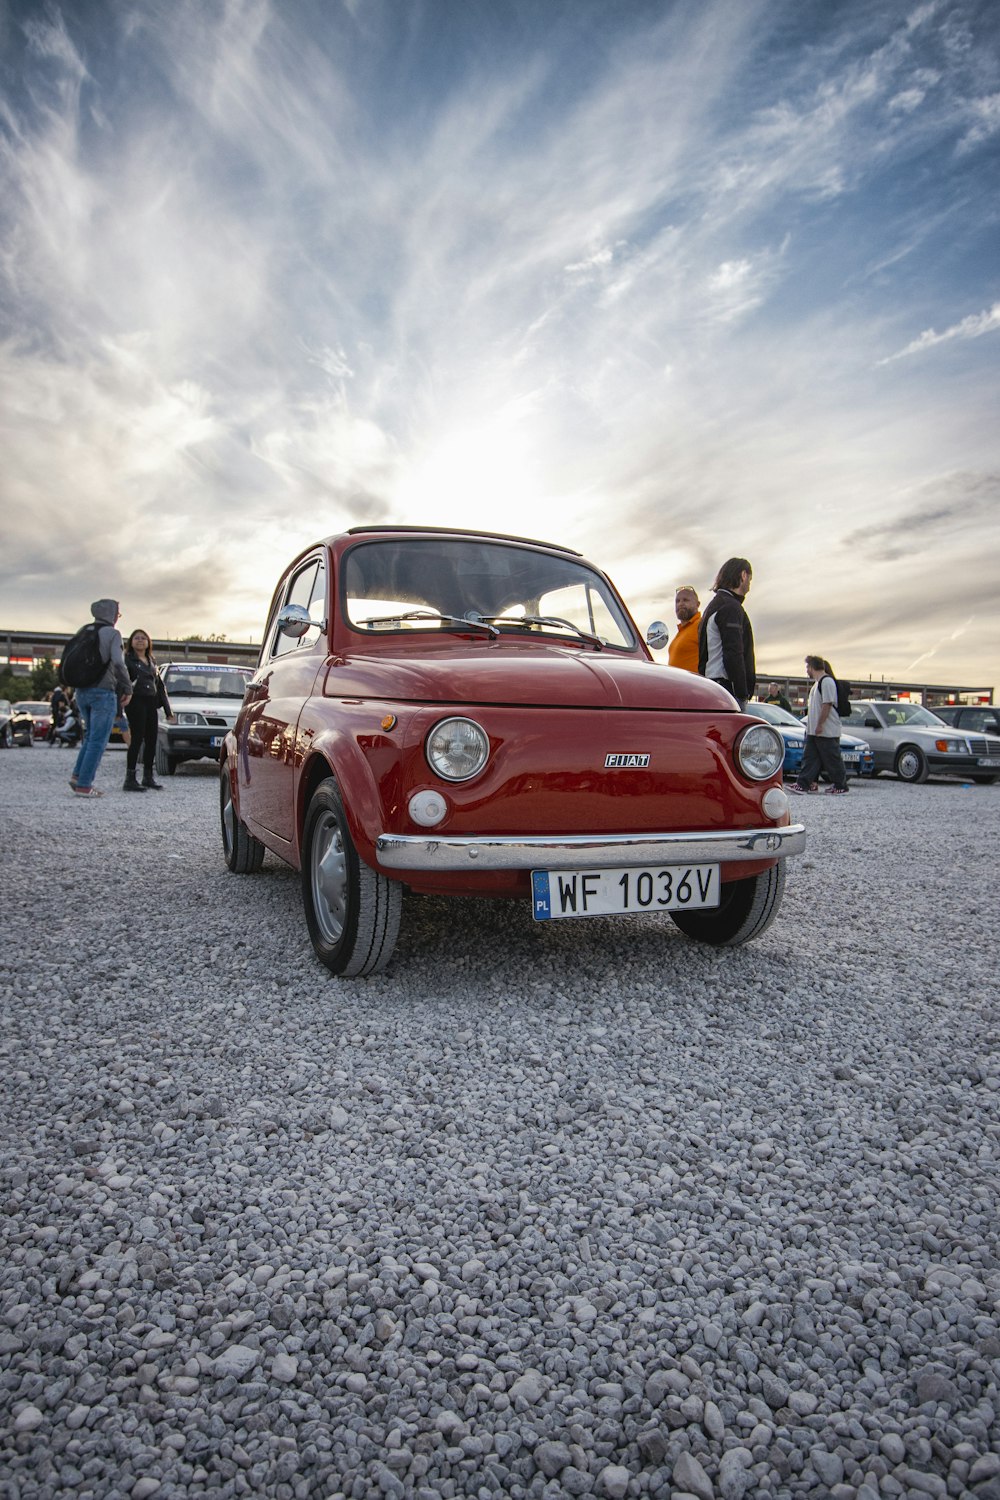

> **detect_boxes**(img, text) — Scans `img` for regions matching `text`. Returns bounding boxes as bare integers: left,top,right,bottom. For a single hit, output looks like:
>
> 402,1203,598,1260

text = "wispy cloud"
878,303,1000,363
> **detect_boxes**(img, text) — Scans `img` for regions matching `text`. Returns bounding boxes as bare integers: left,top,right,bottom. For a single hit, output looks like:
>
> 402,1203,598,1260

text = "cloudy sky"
1,0,998,687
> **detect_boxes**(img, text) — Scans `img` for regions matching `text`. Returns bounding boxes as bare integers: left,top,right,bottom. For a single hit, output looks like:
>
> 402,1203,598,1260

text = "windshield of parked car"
750,702,802,727
161,668,251,697
873,703,946,728
15,702,50,714
343,538,635,649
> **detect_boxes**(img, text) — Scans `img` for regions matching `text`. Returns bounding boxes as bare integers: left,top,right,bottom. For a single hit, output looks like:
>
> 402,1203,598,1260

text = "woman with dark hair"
697,557,755,709
122,629,171,792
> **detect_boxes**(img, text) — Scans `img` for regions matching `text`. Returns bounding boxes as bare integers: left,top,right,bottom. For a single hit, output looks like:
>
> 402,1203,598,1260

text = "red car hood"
323,642,732,711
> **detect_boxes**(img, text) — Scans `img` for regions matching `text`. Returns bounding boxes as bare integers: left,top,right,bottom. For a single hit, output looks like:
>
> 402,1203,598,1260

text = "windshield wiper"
357,609,499,639
479,614,604,649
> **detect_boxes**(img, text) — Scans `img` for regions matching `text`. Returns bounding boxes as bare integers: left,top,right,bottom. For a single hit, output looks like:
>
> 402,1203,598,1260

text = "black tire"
0,725,11,748
670,862,785,947
155,742,177,776
220,763,265,873
895,745,928,783
972,774,997,785
301,780,402,977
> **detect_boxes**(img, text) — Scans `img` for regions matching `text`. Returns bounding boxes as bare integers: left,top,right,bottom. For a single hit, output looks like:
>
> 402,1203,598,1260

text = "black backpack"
59,622,108,688
821,674,852,717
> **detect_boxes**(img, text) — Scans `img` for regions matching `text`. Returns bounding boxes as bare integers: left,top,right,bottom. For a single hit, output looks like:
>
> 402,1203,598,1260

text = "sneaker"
826,785,849,795
69,775,78,789
72,786,104,798
788,782,819,794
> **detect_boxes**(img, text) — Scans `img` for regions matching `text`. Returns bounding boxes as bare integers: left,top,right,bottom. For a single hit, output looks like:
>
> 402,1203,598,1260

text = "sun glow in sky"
1,0,998,684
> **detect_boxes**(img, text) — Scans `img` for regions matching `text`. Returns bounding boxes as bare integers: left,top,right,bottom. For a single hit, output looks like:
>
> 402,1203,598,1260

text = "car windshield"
162,668,251,698
751,702,802,727
15,702,50,714
342,538,634,649
873,703,946,728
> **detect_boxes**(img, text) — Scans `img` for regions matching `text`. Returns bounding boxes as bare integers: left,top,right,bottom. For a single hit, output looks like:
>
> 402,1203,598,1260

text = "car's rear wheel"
972,774,997,785
220,764,265,873
895,745,928,783
302,780,401,977
155,742,177,776
670,863,785,947
1,725,12,748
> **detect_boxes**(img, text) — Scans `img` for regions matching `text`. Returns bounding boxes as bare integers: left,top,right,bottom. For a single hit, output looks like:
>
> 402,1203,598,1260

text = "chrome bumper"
376,823,805,872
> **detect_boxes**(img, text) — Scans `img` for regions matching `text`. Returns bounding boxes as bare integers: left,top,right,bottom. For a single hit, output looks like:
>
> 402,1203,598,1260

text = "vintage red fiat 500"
221,527,803,976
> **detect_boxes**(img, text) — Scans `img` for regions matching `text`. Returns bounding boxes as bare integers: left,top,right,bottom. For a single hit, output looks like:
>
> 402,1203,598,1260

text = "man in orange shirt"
667,586,701,673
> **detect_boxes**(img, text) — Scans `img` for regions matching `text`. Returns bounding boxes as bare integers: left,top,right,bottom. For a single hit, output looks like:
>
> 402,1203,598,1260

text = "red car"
221,527,803,976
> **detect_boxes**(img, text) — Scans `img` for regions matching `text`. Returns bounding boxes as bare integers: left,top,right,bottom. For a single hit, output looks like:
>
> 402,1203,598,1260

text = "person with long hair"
697,557,755,709
122,629,171,791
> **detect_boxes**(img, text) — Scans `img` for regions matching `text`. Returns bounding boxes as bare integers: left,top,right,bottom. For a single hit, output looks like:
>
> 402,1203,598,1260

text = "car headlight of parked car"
176,711,208,727
934,737,969,754
736,724,785,781
426,717,490,781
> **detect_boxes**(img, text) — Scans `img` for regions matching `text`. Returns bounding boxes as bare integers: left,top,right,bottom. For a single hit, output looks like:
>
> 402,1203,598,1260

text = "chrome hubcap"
311,811,348,943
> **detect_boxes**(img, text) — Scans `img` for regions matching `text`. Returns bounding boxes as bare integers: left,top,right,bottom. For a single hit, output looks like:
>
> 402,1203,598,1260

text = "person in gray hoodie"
70,599,132,798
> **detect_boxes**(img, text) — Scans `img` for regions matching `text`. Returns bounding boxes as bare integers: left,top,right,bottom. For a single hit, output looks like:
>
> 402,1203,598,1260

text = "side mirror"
276,603,313,640
646,621,669,652
863,716,879,729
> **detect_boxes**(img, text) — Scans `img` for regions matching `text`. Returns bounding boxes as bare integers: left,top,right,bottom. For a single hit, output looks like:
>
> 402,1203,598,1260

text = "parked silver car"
840,700,1000,784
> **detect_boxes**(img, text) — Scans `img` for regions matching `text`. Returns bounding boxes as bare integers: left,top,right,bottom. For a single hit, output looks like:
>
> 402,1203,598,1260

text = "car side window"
270,558,326,659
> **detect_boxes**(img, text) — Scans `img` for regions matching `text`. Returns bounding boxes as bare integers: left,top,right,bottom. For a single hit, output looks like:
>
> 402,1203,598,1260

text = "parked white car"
839,700,1000,784
156,664,252,775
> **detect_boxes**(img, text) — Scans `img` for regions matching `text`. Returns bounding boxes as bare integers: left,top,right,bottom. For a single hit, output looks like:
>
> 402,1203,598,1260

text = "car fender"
295,728,385,869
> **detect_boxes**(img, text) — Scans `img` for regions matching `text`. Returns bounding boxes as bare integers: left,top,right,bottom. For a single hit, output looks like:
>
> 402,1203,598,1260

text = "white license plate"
210,735,225,748
978,757,1000,767
842,752,860,764
532,864,720,921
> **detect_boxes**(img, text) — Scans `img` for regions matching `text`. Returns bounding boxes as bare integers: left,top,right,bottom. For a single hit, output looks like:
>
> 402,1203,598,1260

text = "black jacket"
125,652,171,714
697,590,756,702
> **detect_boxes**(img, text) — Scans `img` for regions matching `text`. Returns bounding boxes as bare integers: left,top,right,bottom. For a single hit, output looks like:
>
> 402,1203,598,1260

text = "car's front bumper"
161,727,228,759
927,753,1000,775
377,823,806,872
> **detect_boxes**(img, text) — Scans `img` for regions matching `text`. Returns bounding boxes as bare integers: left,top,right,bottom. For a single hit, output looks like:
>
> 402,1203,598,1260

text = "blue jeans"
72,688,117,789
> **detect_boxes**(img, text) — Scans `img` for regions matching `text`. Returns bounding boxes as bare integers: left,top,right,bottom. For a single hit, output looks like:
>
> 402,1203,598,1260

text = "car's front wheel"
972,774,997,785
220,764,265,873
302,780,402,977
155,743,177,776
895,745,928,783
670,863,785,947
0,725,11,748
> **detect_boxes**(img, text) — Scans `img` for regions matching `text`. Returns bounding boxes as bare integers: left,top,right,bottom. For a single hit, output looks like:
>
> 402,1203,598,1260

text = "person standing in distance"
764,682,794,714
122,628,172,792
70,599,132,798
697,558,755,710
789,656,848,795
667,587,701,673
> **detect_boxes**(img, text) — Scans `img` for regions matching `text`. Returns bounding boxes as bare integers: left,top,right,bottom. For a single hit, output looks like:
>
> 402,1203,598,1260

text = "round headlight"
736,723,784,781
426,717,490,781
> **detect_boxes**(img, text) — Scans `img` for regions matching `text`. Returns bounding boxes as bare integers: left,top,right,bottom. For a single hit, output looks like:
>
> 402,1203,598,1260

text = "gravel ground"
2,746,999,1500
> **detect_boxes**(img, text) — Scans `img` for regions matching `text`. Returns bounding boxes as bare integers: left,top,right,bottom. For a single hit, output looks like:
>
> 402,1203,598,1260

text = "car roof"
342,525,582,556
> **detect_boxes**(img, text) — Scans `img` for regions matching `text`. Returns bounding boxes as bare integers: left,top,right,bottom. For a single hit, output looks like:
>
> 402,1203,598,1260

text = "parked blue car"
750,701,874,780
